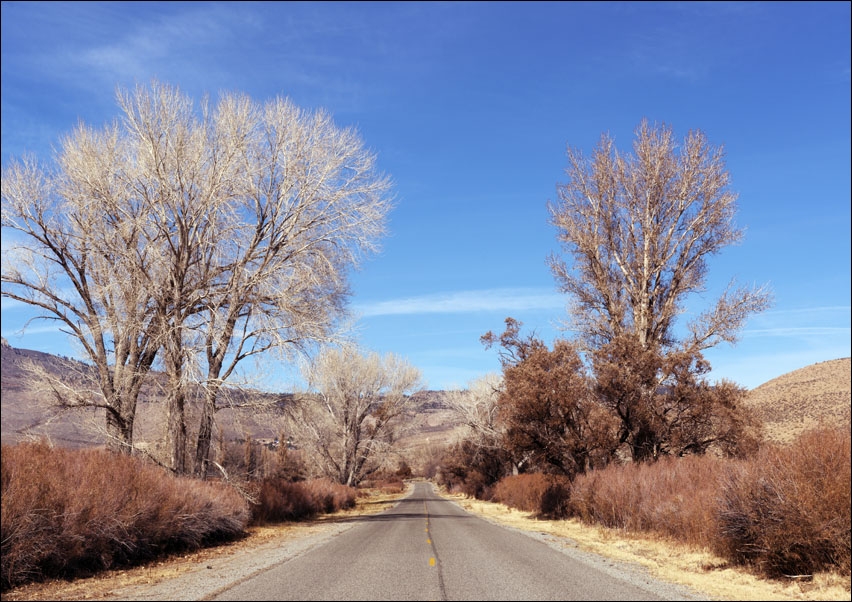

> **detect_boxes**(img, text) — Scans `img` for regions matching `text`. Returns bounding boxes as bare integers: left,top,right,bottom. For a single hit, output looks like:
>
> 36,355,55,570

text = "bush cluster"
492,473,571,519
0,442,366,590
569,453,722,546
1,441,249,590
485,427,850,579
248,477,357,525
714,427,851,578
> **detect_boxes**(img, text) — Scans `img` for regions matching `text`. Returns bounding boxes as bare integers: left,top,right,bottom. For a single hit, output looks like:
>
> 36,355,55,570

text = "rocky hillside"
744,357,851,444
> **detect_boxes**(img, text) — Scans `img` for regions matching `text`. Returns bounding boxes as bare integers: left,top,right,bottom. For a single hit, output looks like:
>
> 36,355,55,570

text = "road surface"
211,481,705,601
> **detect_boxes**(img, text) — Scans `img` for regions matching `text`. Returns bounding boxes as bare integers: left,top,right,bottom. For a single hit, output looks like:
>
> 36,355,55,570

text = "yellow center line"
425,497,436,567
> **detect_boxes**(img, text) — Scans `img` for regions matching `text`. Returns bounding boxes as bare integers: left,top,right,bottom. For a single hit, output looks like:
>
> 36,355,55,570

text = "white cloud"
744,327,851,338
353,288,564,317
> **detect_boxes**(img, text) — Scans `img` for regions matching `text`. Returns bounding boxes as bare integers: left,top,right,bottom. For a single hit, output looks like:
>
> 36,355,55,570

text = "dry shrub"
493,473,572,518
569,454,724,546
248,477,357,525
249,478,315,525
302,478,357,514
714,427,851,577
1,441,249,591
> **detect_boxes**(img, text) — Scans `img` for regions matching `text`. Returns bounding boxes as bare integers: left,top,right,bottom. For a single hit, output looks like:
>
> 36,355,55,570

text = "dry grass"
746,358,850,444
1,442,249,590
442,490,851,601
569,454,723,546
714,428,851,578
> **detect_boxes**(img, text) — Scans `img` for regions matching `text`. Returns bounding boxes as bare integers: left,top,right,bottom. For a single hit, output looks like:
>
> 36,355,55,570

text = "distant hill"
3,339,848,455
0,340,465,466
0,338,293,450
744,357,851,444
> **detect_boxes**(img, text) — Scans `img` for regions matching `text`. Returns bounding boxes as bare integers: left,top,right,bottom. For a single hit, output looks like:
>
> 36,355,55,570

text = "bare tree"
286,346,424,486
547,120,771,461
2,81,392,473
188,93,390,477
548,119,771,352
2,145,161,453
445,372,504,449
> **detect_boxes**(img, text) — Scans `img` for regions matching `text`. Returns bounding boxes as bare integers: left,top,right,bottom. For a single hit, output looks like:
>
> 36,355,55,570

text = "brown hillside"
0,341,465,467
4,340,849,454
0,339,292,451
744,357,851,444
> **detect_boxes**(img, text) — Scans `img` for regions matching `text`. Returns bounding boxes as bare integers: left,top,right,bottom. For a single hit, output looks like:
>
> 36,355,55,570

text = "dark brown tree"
482,318,618,478
591,335,761,461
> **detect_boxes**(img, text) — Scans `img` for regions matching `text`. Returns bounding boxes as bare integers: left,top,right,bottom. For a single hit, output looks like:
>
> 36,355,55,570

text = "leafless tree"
445,372,504,448
548,119,771,352
547,120,771,461
2,146,161,453
2,81,392,472
286,345,424,486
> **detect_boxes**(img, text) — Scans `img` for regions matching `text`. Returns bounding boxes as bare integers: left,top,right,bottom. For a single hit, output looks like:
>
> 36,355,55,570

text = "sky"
1,1,850,392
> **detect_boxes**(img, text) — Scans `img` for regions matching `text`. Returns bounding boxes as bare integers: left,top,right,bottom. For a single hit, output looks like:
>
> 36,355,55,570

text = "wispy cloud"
761,306,850,317
354,288,564,317
1,323,65,337
744,327,851,338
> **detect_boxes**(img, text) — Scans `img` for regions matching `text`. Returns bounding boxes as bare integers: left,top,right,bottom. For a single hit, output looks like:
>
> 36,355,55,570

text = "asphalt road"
211,481,698,601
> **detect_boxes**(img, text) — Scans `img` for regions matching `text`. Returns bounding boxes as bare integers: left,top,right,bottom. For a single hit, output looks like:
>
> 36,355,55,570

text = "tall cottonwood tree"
548,119,771,352
286,345,423,486
547,120,771,460
188,93,389,477
1,81,392,471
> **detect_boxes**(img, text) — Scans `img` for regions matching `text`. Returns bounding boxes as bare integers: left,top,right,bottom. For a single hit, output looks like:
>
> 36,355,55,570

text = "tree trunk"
193,383,221,478
105,407,133,453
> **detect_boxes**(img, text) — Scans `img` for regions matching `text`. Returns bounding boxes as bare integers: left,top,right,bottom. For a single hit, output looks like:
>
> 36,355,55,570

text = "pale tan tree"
445,372,504,450
2,81,392,473
187,93,390,477
2,146,161,453
547,119,772,353
286,345,424,486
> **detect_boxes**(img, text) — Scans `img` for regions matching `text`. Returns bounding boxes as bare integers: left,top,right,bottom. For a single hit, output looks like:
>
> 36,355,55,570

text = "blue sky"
1,1,850,392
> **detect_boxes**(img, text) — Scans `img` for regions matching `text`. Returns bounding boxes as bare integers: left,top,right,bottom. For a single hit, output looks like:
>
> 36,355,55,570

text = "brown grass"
492,473,571,518
1,442,364,591
479,426,851,595
0,485,411,601
444,491,851,601
569,453,724,547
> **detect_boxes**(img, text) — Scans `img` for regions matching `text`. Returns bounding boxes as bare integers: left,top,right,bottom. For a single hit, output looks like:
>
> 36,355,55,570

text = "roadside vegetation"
0,440,405,591
438,425,850,583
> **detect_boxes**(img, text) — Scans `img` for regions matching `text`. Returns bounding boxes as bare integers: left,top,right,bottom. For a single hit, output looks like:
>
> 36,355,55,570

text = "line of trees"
445,120,772,488
1,81,393,476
